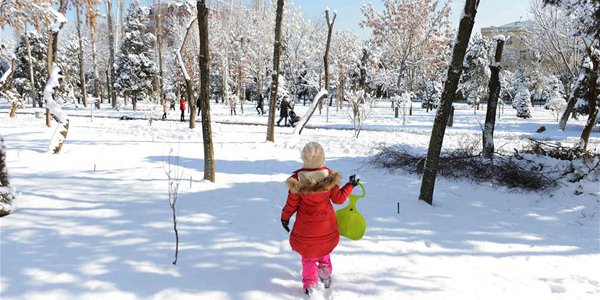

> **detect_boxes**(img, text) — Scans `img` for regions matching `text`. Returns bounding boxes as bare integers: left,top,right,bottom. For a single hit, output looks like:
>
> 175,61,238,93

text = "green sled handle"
335,182,366,241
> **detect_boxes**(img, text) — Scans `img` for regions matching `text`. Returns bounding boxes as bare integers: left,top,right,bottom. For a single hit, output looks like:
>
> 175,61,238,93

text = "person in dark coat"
256,94,265,115
277,96,289,126
180,96,186,122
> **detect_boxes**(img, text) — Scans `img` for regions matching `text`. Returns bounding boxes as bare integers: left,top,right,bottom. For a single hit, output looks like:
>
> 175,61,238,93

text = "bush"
368,144,557,192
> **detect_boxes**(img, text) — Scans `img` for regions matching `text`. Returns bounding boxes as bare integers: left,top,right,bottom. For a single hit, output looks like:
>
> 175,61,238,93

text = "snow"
0,99,599,299
46,6,67,33
493,34,507,42
176,52,190,81
43,63,68,123
0,66,10,85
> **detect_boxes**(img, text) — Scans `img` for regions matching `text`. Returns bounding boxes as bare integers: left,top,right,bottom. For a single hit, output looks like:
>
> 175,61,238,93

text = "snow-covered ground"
0,100,599,299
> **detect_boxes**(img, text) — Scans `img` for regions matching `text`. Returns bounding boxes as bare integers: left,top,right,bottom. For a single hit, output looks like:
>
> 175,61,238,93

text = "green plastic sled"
335,182,366,241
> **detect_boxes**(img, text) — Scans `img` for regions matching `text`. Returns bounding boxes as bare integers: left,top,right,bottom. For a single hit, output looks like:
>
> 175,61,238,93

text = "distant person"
277,96,289,126
162,98,169,120
229,96,237,115
170,99,176,111
180,96,186,122
256,94,265,115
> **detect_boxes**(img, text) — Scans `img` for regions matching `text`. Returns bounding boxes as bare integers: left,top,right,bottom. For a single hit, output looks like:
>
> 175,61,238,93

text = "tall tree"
104,0,117,107
419,0,480,205
483,36,506,159
75,1,88,107
266,0,284,142
198,0,215,182
114,0,158,111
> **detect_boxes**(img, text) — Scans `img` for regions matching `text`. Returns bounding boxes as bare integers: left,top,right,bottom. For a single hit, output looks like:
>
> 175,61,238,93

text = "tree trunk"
266,0,284,142
558,94,578,131
91,25,100,99
324,11,335,122
132,93,137,111
106,0,117,108
447,106,454,127
198,0,215,182
105,69,110,104
359,49,368,91
24,29,36,108
579,48,599,152
419,0,480,205
157,0,164,103
483,38,505,160
186,77,195,129
76,5,88,108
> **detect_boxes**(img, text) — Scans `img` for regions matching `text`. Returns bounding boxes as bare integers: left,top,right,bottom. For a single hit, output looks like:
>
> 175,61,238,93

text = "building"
481,21,532,70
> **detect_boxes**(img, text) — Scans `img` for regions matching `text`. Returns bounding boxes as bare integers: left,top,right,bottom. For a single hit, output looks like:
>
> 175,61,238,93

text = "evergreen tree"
422,77,442,111
543,75,566,108
514,87,532,119
459,34,493,107
13,32,47,102
57,39,82,102
115,0,158,102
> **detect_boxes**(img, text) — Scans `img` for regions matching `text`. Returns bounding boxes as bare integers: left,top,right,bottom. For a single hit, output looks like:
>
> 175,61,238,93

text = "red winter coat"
281,167,354,259
180,98,186,111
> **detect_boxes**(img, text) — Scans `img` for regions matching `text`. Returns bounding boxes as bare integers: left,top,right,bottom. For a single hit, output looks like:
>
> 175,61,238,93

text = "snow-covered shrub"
546,96,567,121
395,91,413,125
0,136,15,217
542,75,566,108
422,78,442,111
347,90,377,138
514,87,532,119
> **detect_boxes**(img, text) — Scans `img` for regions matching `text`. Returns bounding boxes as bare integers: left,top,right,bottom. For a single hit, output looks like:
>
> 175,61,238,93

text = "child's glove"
349,174,360,187
281,220,290,232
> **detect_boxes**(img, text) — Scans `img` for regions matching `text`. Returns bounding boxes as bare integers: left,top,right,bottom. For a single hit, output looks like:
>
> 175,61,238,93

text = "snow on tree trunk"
45,63,69,154
514,88,532,119
295,89,328,135
483,38,505,160
419,0,480,206
266,0,285,142
198,0,215,182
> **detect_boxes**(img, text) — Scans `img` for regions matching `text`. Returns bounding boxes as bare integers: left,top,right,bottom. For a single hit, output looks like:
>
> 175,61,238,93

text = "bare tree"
198,0,215,182
322,8,336,117
162,145,183,265
347,90,376,138
419,0,480,205
483,36,506,159
298,8,336,134
266,0,284,142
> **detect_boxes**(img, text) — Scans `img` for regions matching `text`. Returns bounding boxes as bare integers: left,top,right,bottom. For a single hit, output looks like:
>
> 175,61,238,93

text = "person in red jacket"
281,142,359,296
180,96,186,122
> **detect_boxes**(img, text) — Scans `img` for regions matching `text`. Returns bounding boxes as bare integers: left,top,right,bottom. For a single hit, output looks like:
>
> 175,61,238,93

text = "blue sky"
1,0,530,39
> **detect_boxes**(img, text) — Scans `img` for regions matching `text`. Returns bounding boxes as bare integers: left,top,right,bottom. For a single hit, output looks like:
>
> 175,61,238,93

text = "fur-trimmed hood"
286,172,341,195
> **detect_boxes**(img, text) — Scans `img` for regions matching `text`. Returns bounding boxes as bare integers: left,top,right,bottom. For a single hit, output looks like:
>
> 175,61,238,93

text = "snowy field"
0,100,599,300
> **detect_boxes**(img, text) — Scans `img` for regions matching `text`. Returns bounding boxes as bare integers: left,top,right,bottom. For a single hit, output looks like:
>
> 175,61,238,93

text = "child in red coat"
281,142,359,296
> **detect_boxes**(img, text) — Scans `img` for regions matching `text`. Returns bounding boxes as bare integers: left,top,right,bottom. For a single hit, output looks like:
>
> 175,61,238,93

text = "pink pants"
301,254,332,289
